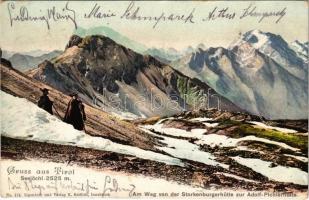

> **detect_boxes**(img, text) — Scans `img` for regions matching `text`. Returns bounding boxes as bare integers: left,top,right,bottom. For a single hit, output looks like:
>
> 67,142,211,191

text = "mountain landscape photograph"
0,1,308,199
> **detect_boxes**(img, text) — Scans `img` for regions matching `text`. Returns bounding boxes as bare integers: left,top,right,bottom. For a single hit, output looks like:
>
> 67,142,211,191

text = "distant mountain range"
28,34,242,118
2,49,53,58
74,26,148,54
144,44,207,64
74,26,207,64
171,30,308,119
1,49,62,72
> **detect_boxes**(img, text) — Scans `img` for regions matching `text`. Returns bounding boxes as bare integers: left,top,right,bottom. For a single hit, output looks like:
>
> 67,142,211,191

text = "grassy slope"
216,120,308,153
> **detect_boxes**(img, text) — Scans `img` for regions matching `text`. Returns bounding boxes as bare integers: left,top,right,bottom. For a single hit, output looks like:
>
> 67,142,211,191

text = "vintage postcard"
0,0,308,199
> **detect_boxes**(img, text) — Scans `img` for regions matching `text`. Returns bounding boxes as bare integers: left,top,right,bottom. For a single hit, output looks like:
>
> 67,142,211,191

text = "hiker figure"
38,88,53,115
64,93,86,131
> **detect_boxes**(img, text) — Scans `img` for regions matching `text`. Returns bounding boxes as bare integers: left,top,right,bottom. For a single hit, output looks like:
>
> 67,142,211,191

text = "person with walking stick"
63,93,87,131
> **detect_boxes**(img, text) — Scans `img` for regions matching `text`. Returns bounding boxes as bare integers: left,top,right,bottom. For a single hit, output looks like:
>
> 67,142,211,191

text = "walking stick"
81,105,87,134
52,104,62,119
82,112,88,134
83,120,87,134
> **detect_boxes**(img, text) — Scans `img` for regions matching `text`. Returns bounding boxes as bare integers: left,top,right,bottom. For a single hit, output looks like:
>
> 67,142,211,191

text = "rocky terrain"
137,110,308,189
27,34,242,118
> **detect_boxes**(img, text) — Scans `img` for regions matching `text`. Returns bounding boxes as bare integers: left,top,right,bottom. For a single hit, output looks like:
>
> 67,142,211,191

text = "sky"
0,1,308,52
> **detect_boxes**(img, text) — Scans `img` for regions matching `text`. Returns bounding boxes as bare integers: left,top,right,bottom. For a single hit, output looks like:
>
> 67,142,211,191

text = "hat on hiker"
70,92,78,97
40,88,49,93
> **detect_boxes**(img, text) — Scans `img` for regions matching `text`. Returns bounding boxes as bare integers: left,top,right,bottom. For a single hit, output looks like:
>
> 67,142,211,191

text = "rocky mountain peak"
63,35,165,93
196,43,206,51
30,34,243,117
66,34,119,52
232,30,306,75
171,30,308,119
66,35,83,49
239,30,287,50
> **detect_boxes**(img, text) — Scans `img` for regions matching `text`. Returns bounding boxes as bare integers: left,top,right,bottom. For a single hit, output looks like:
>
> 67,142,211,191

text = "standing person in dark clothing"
38,88,53,115
63,93,86,131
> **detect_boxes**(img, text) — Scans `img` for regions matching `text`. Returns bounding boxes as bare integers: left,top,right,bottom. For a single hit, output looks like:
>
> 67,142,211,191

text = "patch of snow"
0,91,183,167
140,126,229,169
249,121,298,133
196,134,235,147
196,134,299,152
215,172,258,183
294,132,308,136
111,111,139,120
139,127,160,138
158,136,229,169
290,40,308,62
142,123,206,138
203,122,219,127
209,48,223,59
191,129,207,135
137,111,147,119
155,117,174,124
144,120,299,152
190,117,214,122
239,136,301,151
235,146,263,153
284,154,308,163
247,30,270,49
233,156,308,185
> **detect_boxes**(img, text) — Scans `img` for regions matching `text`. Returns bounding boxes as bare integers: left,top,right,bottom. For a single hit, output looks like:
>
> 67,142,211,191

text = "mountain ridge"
1,59,155,149
171,30,308,120
5,50,63,72
28,34,243,118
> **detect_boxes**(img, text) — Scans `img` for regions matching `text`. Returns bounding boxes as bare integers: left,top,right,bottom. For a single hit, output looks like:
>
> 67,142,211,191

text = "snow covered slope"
1,90,308,189
0,91,182,166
